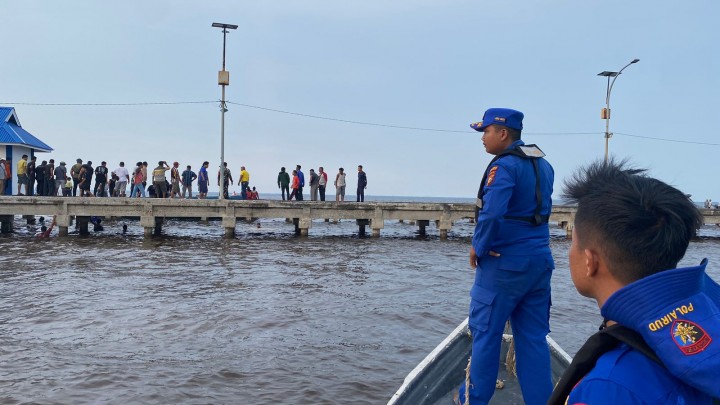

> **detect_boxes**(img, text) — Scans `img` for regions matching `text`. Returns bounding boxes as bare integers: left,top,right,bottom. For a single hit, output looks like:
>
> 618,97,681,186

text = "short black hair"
562,159,703,283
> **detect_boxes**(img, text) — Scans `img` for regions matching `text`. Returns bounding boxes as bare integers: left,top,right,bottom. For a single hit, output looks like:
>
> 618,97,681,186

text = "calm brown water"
2,216,720,404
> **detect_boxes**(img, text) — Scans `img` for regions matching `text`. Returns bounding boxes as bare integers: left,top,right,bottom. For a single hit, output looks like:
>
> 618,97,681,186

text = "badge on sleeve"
672,319,712,355
486,166,498,186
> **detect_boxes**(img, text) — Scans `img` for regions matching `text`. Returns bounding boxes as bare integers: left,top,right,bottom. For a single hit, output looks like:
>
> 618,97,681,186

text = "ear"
498,127,509,141
583,248,600,277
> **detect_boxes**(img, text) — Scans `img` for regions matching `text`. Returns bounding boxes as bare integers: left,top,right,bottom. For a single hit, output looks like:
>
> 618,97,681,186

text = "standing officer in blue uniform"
549,160,719,404
458,108,555,405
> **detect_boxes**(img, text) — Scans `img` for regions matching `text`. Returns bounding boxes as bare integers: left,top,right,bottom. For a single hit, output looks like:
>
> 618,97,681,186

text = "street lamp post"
212,22,238,199
598,58,640,163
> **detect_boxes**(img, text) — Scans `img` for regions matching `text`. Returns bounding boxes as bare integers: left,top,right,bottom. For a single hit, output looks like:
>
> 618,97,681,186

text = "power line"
2,101,217,106
227,101,468,133
226,102,602,136
614,132,720,146
4,99,718,145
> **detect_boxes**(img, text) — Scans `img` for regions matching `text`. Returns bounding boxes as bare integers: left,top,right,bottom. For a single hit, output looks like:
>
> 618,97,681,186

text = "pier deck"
7,196,716,238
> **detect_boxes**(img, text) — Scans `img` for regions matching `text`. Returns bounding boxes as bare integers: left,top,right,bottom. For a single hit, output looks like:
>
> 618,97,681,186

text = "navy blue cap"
470,108,524,132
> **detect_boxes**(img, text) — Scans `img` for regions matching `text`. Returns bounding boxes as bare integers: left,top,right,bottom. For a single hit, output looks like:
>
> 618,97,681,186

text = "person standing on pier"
277,167,290,200
217,162,233,199
0,158,6,195
153,161,170,199
26,156,36,196
356,165,367,202
458,108,555,405
113,162,130,197
548,160,718,404
198,161,209,199
45,159,55,196
318,167,328,201
181,165,197,199
78,161,94,197
2,158,11,196
70,158,82,197
35,160,47,196
54,161,67,196
16,155,28,196
334,168,346,202
130,162,144,197
289,169,300,200
94,161,109,197
309,169,319,201
295,165,305,201
170,162,182,198
239,165,250,200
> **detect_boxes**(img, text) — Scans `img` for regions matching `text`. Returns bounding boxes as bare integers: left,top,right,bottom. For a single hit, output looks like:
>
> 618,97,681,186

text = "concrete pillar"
56,215,70,237
140,216,156,237
222,216,237,238
357,219,369,237
438,219,452,240
76,216,90,236
566,225,573,239
298,218,311,236
325,218,330,222
24,215,35,225
417,220,429,236
0,215,13,234
371,218,384,237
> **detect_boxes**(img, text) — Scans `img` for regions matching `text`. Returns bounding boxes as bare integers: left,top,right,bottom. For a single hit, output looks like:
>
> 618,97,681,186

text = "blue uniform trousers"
465,253,553,405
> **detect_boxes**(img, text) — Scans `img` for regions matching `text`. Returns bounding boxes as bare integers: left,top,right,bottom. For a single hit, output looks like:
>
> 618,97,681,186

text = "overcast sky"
2,1,718,199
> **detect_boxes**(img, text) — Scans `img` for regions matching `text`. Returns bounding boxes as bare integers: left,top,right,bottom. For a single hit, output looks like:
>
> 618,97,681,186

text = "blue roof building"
1,106,54,195
0,106,53,152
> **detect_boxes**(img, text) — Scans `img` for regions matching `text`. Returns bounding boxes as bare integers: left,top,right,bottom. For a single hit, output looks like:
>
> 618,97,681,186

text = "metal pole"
601,59,639,163
219,29,227,199
604,75,611,163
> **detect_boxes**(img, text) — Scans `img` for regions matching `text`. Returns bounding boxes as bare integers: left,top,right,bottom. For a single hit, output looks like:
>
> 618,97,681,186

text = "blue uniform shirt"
297,170,305,187
568,344,711,404
472,140,554,257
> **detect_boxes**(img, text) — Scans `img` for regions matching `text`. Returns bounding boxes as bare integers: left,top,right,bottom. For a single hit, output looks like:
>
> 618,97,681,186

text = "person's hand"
469,247,478,268
488,250,501,257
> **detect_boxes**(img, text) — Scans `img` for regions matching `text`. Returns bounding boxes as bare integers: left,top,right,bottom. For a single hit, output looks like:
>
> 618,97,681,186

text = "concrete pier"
3,196,712,239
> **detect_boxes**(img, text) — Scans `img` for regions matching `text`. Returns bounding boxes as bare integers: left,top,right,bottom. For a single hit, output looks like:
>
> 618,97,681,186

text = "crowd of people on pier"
1,155,368,202
276,164,367,202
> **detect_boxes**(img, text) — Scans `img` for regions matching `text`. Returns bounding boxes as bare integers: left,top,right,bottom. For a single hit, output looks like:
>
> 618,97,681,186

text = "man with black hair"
70,158,83,197
459,108,555,405
35,160,47,196
295,165,305,201
26,156,36,196
94,161,108,197
78,160,94,197
549,159,719,404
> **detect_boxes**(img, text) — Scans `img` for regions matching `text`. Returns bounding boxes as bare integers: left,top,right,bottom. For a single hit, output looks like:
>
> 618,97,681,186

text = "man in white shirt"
113,162,130,197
